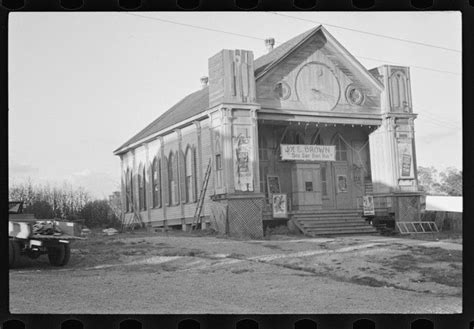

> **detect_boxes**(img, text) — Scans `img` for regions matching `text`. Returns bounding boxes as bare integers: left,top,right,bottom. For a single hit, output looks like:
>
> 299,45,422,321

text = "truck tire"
48,244,70,266
9,240,21,268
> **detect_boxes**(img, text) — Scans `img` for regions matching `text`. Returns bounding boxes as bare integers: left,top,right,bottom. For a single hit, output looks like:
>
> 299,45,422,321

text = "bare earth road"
9,231,462,314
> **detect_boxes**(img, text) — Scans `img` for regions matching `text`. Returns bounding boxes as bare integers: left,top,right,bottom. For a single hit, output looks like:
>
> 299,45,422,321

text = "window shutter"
179,150,186,203
192,146,197,202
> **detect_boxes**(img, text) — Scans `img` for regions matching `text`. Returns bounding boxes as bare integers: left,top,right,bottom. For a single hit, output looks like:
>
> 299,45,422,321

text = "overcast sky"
8,12,462,198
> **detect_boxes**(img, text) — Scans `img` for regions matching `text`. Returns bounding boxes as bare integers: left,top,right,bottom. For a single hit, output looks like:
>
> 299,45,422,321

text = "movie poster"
397,139,414,178
337,175,347,193
233,134,254,192
363,195,375,216
272,193,288,218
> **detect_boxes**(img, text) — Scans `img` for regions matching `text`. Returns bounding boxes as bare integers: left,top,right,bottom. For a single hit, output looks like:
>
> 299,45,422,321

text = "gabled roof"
114,87,209,154
254,26,321,77
114,25,384,155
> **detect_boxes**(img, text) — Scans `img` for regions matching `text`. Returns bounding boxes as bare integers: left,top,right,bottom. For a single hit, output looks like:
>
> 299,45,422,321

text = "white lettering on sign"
280,144,336,161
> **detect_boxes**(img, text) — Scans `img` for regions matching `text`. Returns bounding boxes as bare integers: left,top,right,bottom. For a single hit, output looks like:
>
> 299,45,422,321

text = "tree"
80,200,120,228
439,167,462,196
417,166,442,194
417,166,462,196
24,200,54,219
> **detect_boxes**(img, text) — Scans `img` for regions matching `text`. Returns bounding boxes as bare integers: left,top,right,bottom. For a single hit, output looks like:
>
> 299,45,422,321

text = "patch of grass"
383,254,418,272
350,276,387,287
411,246,462,263
265,225,291,236
107,240,126,245
231,268,253,274
449,263,462,270
262,244,283,250
418,268,462,288
227,253,245,259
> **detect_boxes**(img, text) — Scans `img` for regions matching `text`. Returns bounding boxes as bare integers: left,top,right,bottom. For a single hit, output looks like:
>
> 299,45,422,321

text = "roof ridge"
114,87,208,153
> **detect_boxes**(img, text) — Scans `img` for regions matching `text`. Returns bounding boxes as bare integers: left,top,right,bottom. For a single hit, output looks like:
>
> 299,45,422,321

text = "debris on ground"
102,228,119,236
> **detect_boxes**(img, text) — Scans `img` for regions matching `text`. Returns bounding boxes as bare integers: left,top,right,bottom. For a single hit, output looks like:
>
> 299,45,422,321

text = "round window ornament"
273,81,291,100
295,62,341,112
346,85,365,106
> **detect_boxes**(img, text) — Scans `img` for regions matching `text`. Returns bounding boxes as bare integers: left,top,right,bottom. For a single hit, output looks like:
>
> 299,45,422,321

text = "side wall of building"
120,116,215,228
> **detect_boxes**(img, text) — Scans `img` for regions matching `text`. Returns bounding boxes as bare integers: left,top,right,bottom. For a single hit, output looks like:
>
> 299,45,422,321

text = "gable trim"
255,25,384,92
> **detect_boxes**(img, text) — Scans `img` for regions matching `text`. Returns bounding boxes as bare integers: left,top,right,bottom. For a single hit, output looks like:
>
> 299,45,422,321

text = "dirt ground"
9,229,462,314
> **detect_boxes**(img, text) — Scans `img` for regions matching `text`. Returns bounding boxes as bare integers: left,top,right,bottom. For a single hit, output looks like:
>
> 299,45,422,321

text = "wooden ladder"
191,159,212,231
122,189,143,231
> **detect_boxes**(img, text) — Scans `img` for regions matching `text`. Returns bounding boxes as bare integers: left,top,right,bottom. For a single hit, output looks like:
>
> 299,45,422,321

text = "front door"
291,162,322,211
333,162,353,209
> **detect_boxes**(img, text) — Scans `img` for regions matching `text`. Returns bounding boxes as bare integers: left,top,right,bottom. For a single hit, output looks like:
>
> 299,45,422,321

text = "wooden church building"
114,26,423,238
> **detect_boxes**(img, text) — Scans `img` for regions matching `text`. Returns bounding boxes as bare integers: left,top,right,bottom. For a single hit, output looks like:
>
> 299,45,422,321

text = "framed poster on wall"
272,193,288,218
363,195,375,216
337,175,348,193
267,175,281,199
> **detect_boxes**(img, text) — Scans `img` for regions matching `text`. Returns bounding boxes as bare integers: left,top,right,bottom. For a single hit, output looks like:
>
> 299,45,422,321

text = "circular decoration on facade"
295,62,341,112
273,81,291,100
345,84,365,106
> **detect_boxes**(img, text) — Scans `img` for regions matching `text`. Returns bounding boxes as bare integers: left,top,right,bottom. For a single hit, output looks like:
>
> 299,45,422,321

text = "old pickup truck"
9,201,84,268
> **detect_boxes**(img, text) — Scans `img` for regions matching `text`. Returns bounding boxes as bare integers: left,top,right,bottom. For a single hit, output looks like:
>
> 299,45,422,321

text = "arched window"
185,146,196,203
168,151,179,205
390,71,409,111
333,134,347,161
138,163,146,211
152,157,161,208
311,130,322,144
295,132,304,145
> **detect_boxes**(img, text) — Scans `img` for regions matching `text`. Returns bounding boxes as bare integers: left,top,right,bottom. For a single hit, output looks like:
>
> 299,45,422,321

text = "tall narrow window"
215,130,223,188
320,164,328,196
138,164,146,211
295,132,304,145
185,147,195,203
334,134,348,161
142,165,147,210
215,153,223,187
168,152,179,205
311,130,322,144
129,169,134,211
125,168,131,212
152,157,161,208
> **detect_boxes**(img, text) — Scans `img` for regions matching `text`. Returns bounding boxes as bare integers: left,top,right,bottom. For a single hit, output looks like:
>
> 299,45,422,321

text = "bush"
24,200,54,219
80,200,120,228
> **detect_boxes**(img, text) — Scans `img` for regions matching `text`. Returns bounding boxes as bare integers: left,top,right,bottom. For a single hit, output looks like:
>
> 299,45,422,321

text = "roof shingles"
114,26,322,154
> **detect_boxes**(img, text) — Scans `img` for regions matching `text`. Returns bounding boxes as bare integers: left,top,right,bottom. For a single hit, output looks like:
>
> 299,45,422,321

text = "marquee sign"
280,144,336,161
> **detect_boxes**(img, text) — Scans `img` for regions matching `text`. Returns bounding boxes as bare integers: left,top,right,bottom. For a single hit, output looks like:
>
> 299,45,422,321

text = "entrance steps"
291,209,378,236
